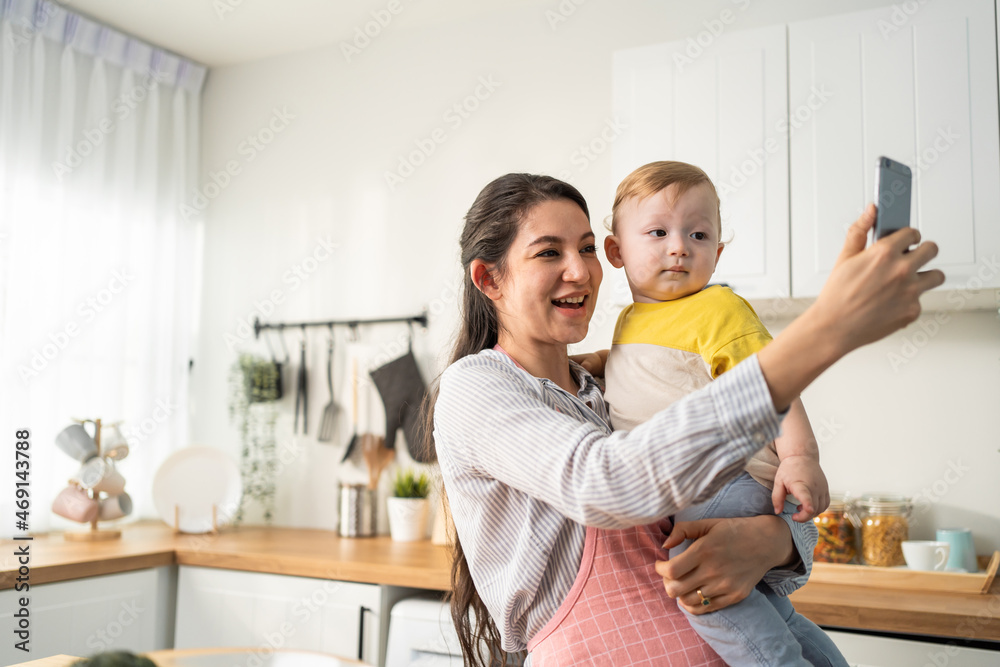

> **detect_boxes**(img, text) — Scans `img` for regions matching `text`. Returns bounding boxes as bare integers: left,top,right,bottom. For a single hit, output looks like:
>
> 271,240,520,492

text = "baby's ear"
604,235,625,269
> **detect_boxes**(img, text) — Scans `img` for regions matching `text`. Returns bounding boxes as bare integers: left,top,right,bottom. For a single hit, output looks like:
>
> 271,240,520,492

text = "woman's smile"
552,293,589,311
494,198,602,349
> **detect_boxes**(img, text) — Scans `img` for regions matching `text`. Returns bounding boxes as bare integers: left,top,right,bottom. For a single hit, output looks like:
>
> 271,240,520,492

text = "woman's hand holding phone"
821,205,943,350
873,156,913,242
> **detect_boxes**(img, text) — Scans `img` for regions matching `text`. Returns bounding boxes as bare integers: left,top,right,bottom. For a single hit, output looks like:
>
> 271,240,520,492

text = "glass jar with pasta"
856,494,912,567
813,494,858,564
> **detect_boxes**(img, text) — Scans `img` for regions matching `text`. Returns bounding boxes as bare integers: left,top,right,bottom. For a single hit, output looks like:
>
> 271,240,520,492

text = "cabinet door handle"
358,605,369,662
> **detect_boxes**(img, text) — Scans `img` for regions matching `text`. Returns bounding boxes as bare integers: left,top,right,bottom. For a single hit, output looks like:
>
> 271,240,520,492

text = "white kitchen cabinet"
175,566,420,666
613,0,1000,304
827,630,999,666
612,24,791,300
788,0,1000,296
0,567,175,666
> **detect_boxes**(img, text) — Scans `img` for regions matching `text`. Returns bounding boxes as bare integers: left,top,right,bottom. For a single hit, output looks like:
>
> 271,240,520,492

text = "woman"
430,174,941,666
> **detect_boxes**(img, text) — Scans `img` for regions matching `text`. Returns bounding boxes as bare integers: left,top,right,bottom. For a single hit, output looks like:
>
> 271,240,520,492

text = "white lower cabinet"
175,566,419,666
827,630,999,667
0,567,175,666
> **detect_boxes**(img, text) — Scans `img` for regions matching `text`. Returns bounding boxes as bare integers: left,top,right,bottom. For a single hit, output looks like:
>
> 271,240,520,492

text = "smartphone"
872,156,912,241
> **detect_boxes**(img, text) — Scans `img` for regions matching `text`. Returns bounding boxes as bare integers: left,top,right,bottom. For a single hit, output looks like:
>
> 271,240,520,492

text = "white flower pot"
387,497,429,542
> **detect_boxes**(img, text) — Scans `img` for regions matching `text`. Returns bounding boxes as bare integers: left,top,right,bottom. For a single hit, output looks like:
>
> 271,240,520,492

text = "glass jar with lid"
813,494,857,564
856,494,912,567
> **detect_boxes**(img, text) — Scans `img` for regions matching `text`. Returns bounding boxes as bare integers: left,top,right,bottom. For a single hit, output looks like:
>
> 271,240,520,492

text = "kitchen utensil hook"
265,327,289,363
407,321,415,354
278,325,290,362
264,330,276,360
348,323,359,343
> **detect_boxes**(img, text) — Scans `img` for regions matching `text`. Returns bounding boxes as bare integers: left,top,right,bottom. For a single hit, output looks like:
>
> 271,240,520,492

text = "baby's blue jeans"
671,472,850,666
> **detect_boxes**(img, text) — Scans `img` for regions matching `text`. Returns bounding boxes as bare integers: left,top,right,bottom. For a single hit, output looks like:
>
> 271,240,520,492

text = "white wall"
189,0,1000,552
769,310,1000,555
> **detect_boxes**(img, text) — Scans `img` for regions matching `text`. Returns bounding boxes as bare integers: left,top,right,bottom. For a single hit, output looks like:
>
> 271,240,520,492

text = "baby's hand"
772,455,829,522
569,350,608,377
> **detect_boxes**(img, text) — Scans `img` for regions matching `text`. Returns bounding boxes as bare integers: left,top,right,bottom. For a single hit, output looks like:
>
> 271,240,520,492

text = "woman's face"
492,199,602,350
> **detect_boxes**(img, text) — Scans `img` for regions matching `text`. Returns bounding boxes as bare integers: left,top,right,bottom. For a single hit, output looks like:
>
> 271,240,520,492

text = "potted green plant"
228,353,281,524
387,469,431,542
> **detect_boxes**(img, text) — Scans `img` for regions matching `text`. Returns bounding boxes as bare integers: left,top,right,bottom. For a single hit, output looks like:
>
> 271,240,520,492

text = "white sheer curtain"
0,0,205,533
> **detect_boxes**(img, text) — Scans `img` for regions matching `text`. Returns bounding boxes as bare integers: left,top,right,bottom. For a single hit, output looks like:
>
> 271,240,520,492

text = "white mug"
55,422,99,462
71,457,126,496
902,540,950,571
102,424,130,461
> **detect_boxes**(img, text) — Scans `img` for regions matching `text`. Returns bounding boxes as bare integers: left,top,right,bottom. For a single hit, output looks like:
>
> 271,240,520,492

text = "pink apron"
527,519,726,666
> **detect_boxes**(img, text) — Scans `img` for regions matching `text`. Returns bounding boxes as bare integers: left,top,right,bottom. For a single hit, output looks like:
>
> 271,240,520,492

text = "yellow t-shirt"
604,285,780,487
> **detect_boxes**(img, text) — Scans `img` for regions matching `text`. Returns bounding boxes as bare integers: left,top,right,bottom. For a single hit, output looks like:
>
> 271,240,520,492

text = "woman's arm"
656,515,798,614
652,208,942,613
758,205,943,410
435,351,783,529
437,207,941,529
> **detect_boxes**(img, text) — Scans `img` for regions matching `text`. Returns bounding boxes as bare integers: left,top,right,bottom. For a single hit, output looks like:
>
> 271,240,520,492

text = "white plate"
153,446,242,533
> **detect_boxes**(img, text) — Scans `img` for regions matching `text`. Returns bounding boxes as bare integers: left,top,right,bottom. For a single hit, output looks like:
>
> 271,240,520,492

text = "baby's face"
606,182,723,303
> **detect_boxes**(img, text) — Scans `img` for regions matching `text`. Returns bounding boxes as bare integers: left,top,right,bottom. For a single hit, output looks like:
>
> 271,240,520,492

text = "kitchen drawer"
0,567,174,666
175,566,381,664
827,629,999,666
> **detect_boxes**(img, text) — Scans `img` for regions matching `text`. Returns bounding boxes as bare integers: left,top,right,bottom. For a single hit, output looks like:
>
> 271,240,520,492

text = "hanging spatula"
341,358,360,462
317,330,337,442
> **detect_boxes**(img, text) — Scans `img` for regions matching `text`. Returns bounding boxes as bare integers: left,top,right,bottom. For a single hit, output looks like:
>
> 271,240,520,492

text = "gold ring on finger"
697,588,711,607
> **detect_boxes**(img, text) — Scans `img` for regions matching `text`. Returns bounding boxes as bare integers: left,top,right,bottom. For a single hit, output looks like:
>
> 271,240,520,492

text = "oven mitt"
369,351,434,463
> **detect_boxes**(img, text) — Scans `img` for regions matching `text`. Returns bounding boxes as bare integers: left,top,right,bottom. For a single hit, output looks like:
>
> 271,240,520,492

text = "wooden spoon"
363,434,395,490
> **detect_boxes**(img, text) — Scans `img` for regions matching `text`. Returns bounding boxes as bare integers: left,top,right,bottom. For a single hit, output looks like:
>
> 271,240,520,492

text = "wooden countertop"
0,521,451,591
9,657,79,667
10,648,367,666
2,522,997,643
790,579,1000,643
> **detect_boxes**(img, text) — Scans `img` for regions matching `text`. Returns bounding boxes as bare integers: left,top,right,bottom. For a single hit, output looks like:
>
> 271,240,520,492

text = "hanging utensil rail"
253,311,428,338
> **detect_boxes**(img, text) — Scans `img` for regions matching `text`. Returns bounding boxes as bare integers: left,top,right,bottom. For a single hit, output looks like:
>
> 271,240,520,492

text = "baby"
602,161,848,666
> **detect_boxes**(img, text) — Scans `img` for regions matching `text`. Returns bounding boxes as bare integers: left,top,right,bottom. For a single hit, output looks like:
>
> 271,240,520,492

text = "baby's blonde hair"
609,161,721,235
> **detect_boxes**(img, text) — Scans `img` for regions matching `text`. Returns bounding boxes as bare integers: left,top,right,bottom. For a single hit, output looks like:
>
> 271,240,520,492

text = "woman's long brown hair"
420,173,589,666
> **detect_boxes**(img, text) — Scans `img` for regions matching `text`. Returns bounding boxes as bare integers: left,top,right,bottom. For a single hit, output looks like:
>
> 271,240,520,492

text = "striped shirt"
434,348,811,653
